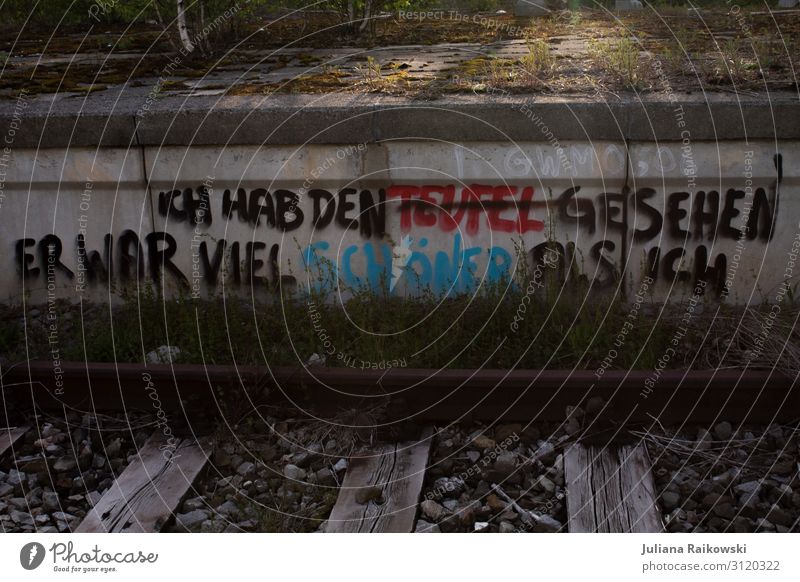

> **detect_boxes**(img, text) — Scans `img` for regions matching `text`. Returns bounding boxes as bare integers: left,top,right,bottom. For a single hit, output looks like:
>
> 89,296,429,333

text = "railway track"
4,360,798,422
1,360,798,533
0,421,666,533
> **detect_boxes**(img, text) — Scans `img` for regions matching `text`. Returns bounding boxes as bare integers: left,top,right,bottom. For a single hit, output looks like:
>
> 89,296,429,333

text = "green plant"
518,40,555,84
752,38,783,74
658,37,688,77
353,56,411,92
590,36,645,88
354,55,383,88
484,56,515,87
325,0,430,36
718,38,748,83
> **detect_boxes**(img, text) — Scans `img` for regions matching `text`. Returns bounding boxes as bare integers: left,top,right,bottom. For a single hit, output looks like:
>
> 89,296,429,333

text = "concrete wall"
0,139,792,305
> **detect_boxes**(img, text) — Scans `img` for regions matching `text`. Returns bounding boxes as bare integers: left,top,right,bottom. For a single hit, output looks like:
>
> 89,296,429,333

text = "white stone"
283,464,307,481
146,345,181,364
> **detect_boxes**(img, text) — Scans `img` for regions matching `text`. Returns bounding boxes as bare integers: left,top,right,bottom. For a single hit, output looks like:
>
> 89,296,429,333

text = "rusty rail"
2,361,798,424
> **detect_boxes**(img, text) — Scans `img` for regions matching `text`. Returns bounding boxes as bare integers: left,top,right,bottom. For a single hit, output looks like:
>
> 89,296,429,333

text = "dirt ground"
1,8,797,98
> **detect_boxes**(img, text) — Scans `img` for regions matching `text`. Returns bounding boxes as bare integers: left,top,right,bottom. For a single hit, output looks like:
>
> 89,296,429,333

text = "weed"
751,38,784,74
718,38,749,83
352,56,410,93
354,55,383,90
518,40,555,85
658,37,689,77
590,36,646,88
484,57,515,88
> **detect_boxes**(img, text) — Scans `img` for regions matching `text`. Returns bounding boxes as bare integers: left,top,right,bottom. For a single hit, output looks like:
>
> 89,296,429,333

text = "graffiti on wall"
11,173,779,301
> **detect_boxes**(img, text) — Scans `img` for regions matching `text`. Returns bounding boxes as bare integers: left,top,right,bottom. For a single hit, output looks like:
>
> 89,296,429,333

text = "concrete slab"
2,90,798,149
0,136,793,305
627,141,795,303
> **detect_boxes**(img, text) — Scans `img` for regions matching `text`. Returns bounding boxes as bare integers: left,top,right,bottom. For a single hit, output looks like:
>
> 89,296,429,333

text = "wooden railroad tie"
565,442,664,533
0,426,29,458
326,428,434,533
77,433,211,533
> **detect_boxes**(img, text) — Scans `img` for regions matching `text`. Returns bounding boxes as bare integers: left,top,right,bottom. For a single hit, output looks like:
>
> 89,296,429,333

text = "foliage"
1,0,151,28
4,276,750,373
518,39,555,83
589,36,645,88
323,0,424,35
1,0,438,43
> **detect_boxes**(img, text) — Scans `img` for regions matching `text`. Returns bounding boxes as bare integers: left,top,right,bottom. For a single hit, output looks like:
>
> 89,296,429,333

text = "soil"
1,8,797,98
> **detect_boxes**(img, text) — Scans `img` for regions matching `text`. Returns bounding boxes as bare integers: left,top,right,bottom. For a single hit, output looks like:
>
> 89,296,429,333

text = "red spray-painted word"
386,185,545,235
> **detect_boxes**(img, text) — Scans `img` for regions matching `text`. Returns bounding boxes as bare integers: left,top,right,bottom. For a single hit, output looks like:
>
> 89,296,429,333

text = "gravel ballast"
645,423,800,533
4,413,799,533
417,422,568,533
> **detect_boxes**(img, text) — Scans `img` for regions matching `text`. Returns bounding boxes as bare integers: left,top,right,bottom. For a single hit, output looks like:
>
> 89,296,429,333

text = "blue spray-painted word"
302,234,515,295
